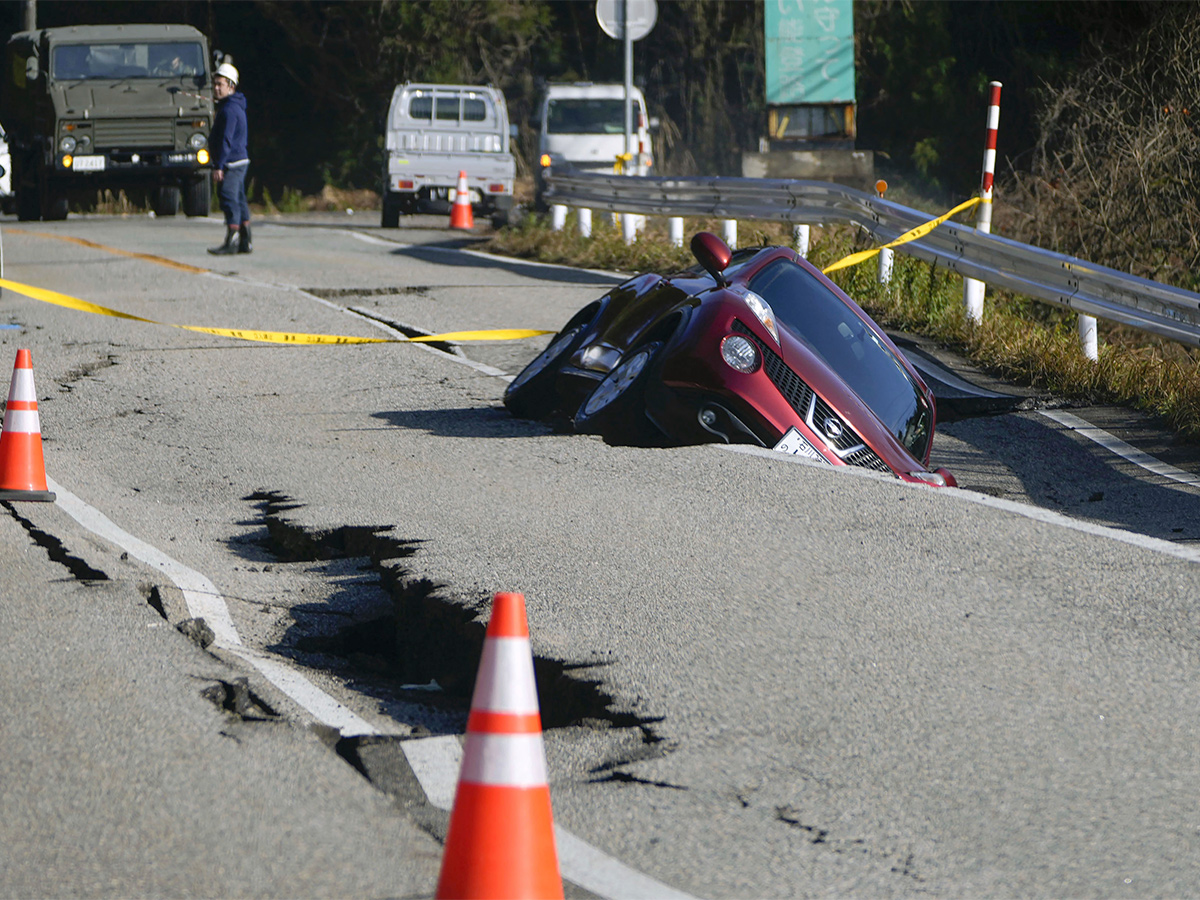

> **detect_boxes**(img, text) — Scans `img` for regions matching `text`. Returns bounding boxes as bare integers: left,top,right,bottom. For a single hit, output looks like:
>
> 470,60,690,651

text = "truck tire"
43,193,68,221
183,177,211,217
15,188,39,221
381,195,400,228
154,186,181,217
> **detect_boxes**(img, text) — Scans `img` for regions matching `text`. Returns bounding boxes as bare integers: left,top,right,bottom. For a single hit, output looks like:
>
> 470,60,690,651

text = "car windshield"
51,41,205,80
546,99,628,135
749,258,932,460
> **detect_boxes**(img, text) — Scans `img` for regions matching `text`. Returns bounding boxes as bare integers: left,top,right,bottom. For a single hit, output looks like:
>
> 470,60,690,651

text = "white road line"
44,475,699,900
1040,409,1200,486
400,736,699,900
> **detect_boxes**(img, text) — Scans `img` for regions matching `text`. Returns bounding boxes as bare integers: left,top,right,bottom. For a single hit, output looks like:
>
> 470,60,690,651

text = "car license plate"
71,155,105,172
772,427,831,464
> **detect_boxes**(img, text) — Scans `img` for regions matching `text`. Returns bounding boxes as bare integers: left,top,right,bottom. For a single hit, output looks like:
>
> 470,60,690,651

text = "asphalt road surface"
3,211,1200,899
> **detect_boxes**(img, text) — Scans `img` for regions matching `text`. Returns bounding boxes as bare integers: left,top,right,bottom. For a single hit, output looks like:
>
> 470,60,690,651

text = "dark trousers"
218,164,251,227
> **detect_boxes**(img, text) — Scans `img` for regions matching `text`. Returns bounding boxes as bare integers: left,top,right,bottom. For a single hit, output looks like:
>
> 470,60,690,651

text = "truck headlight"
188,132,207,150
59,135,77,153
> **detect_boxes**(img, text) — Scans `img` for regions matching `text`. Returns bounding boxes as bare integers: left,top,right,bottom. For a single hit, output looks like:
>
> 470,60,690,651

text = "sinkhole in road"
240,490,656,733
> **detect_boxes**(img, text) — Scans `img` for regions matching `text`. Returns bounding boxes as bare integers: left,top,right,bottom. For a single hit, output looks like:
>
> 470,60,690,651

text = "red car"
505,232,956,487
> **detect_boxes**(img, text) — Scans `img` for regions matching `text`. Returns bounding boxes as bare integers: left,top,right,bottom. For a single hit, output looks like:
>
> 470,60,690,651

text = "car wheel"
504,322,589,420
573,341,665,443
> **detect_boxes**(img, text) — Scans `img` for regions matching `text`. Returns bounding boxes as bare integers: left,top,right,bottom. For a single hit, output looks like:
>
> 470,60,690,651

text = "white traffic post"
578,207,592,238
669,217,684,248
1078,310,1098,361
551,204,567,231
875,180,893,285
622,210,638,245
722,219,737,249
793,224,809,258
964,81,1001,323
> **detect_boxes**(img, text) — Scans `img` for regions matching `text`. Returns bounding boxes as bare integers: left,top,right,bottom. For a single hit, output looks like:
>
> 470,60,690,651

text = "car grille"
734,320,895,476
94,119,174,149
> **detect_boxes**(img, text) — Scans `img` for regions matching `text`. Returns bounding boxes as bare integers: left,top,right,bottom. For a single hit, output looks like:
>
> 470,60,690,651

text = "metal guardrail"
545,170,1200,348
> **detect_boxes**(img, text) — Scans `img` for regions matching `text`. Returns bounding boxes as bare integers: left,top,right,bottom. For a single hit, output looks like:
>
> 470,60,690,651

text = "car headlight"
188,132,207,150
59,135,77,153
736,288,779,344
720,334,760,373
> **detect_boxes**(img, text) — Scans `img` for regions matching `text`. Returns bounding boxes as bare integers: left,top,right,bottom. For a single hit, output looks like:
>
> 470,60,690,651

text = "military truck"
382,83,516,228
2,24,215,221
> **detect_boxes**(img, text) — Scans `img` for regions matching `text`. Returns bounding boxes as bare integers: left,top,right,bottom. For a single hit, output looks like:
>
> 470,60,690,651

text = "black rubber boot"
208,227,239,255
238,222,253,254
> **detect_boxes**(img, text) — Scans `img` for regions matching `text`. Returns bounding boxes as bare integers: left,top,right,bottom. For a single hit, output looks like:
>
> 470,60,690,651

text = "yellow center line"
8,228,210,274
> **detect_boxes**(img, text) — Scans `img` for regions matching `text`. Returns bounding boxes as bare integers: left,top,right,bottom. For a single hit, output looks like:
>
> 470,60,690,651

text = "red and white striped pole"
964,81,1002,323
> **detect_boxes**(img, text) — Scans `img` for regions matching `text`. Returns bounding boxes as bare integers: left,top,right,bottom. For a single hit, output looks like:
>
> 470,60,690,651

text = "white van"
535,82,653,204
382,83,517,227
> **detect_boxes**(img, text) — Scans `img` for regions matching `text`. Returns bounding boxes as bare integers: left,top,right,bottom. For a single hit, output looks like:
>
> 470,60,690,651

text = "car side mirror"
691,232,732,286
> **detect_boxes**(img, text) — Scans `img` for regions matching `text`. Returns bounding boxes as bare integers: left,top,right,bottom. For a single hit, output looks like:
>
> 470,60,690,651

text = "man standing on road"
208,62,252,255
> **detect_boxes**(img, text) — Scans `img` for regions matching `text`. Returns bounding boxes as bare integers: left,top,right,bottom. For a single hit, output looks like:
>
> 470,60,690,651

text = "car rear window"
748,258,931,460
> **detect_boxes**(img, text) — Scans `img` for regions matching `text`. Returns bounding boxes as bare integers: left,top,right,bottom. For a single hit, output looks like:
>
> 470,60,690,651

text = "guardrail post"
1078,314,1098,361
578,208,592,238
723,219,737,249
551,204,567,232
964,81,1002,323
877,248,894,285
793,224,809,258
621,213,638,245
669,217,684,248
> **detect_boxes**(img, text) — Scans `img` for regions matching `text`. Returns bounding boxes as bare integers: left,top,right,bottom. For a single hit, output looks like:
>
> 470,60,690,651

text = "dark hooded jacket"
211,91,249,169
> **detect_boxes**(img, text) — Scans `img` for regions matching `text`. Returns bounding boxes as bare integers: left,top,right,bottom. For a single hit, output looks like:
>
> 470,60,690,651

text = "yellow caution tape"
821,195,983,275
0,276,552,345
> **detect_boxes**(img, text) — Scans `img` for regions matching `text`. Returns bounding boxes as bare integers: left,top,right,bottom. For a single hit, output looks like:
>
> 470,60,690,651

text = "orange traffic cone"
449,169,475,230
435,592,563,900
0,349,55,502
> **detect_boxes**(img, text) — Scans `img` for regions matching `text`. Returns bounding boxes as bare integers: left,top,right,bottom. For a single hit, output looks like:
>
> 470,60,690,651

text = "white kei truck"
381,82,517,228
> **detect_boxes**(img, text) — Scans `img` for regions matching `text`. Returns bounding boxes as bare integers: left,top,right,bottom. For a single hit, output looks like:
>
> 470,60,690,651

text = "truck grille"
94,119,174,149
734,320,895,476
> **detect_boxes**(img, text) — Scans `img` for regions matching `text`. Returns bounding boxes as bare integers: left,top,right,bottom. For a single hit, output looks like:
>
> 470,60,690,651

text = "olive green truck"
2,24,215,221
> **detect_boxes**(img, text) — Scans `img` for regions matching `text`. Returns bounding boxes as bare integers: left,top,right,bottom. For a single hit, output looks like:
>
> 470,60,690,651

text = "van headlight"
59,135,77,153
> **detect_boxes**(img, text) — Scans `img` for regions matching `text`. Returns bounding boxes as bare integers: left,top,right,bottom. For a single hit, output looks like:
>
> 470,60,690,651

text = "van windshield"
52,41,206,80
546,99,628,135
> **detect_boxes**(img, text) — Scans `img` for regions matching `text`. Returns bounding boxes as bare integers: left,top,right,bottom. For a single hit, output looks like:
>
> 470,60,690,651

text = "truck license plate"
71,155,106,172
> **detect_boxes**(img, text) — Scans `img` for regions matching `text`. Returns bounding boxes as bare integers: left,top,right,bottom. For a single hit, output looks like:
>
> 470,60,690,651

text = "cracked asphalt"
4,212,1200,898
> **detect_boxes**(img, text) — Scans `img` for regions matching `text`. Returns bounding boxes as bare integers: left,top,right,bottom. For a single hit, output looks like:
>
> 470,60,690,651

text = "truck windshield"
52,41,205,80
546,99,628,135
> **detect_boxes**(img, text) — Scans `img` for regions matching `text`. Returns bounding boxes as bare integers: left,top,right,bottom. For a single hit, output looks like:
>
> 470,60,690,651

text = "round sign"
596,0,657,41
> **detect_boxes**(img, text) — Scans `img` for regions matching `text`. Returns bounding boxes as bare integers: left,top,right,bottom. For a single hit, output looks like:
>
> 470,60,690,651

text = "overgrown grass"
486,213,1200,440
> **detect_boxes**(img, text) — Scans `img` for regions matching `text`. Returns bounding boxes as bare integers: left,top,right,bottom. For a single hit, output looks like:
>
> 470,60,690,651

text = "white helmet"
215,62,239,86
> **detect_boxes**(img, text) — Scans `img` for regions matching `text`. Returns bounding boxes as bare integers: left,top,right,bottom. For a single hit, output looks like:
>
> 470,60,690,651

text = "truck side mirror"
25,56,39,82
510,124,518,138
649,116,661,131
